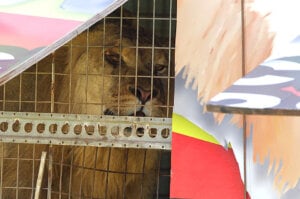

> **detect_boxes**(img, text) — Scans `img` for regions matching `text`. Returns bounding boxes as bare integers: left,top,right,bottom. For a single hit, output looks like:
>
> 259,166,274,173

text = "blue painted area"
0,45,44,72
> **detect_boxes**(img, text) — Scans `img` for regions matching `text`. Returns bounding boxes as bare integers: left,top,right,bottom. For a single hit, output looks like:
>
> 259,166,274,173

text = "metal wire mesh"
0,0,175,198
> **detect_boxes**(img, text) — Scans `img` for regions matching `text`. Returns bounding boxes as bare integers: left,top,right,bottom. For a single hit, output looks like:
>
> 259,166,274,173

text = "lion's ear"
104,47,122,67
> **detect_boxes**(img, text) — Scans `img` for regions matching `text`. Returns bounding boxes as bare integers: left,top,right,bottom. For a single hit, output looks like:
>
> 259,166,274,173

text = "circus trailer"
0,0,175,198
171,0,300,199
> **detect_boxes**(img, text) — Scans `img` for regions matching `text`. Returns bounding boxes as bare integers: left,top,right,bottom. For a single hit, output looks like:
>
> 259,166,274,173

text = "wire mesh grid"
0,0,176,198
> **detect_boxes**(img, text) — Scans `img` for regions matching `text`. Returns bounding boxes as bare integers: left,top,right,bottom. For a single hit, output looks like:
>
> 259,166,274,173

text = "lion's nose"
129,86,159,104
136,87,151,104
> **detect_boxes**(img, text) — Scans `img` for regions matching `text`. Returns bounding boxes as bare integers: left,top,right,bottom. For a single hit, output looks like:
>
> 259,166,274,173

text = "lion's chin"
130,111,146,117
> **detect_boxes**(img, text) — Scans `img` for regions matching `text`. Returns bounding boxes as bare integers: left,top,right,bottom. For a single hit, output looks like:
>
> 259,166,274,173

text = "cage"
0,0,176,198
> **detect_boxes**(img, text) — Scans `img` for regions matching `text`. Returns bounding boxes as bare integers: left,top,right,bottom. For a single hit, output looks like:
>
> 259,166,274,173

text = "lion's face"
59,28,171,118
102,43,169,117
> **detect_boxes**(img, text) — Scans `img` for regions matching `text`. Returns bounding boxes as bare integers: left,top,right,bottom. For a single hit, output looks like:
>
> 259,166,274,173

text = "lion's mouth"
104,109,146,117
103,109,114,115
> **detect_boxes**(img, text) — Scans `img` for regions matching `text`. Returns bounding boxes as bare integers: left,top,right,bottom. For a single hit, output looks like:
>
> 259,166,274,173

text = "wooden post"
34,151,47,199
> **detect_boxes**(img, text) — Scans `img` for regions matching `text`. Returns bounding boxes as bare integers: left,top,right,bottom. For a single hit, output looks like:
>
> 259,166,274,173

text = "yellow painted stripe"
172,113,220,145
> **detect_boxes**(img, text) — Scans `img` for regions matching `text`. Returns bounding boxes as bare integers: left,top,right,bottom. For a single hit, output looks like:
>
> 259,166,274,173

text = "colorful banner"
0,0,127,84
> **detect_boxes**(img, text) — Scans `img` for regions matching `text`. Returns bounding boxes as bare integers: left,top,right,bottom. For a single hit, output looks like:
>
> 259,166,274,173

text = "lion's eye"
154,64,167,74
104,48,125,67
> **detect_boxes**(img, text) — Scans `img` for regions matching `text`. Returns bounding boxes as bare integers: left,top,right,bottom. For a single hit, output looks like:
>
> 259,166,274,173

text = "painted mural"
208,55,300,115
172,0,300,199
0,0,127,84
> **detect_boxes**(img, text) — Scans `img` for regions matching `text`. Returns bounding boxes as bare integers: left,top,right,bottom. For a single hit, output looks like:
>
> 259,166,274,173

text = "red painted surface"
0,12,82,50
170,132,250,199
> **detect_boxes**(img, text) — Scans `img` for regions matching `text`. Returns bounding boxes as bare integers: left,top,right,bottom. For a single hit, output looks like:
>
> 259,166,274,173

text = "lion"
0,19,172,199
56,21,169,117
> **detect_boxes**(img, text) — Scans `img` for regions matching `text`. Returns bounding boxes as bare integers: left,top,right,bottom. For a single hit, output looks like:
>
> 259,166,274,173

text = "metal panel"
0,111,171,150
